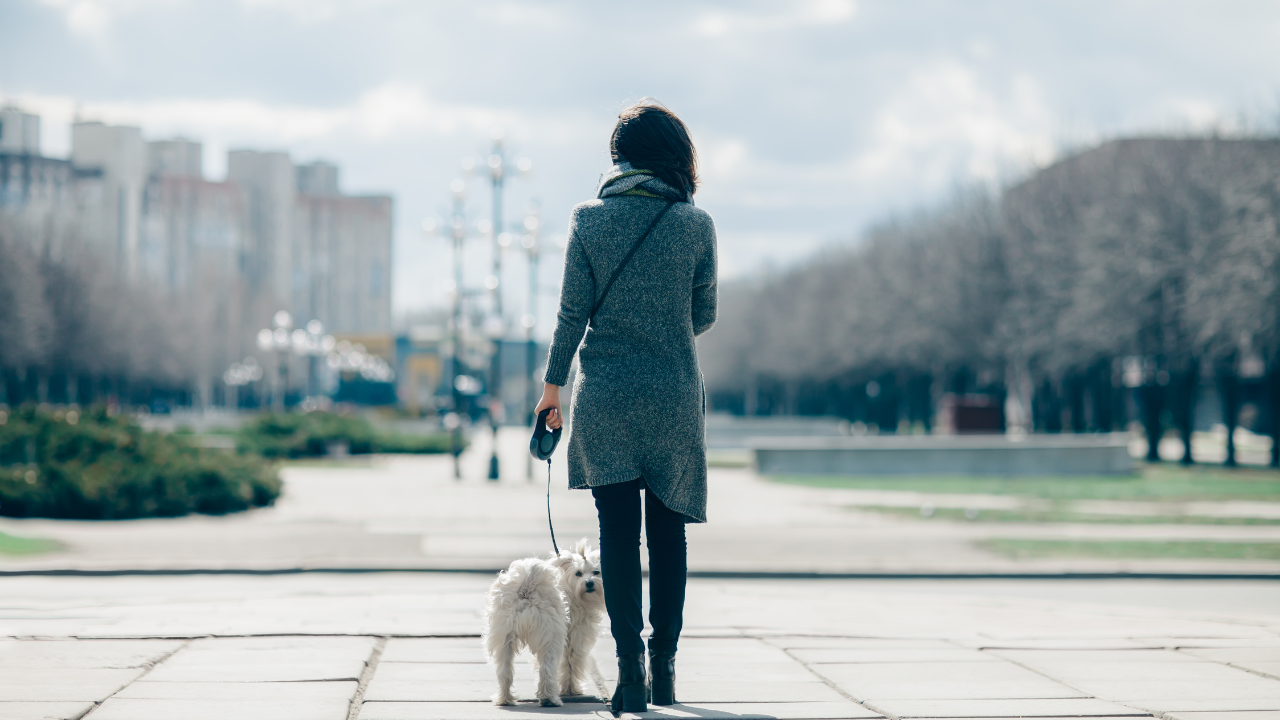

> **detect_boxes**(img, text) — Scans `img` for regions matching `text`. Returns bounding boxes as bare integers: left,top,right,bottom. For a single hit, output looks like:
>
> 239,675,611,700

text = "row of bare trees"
700,136,1280,465
0,231,212,409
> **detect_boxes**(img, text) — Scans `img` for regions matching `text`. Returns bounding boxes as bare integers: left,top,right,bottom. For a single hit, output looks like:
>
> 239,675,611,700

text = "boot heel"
612,682,647,713
650,675,675,705
648,651,677,706
612,653,648,713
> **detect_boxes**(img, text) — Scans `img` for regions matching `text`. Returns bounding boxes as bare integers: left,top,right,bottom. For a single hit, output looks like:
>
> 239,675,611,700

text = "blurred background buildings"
0,106,392,410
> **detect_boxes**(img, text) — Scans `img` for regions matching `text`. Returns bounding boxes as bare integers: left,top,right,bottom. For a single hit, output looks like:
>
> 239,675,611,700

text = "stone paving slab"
664,681,849,703
1167,707,1280,712
615,702,883,719
789,647,998,663
0,639,182,669
113,680,358,700
1127,700,1280,712
88,697,351,720
864,698,1150,717
814,660,1086,700
357,701,606,720
0,668,144,702
139,635,375,682
0,702,95,720
381,637,490,663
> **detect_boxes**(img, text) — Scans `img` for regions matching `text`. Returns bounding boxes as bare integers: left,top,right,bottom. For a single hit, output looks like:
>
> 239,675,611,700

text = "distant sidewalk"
2,428,1280,577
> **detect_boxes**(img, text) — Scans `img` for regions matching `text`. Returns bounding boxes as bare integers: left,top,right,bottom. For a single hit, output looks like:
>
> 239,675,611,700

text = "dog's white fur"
484,538,606,706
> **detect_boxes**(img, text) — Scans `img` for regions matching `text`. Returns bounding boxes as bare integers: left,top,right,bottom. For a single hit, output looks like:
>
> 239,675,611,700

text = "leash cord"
546,458,559,555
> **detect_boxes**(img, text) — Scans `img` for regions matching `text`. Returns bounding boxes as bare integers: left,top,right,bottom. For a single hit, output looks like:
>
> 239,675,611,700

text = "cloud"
38,0,174,37
9,82,523,147
852,61,1057,190
693,0,856,37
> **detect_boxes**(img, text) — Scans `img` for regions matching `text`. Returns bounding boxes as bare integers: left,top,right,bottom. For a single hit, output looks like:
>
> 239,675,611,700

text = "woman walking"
533,101,716,713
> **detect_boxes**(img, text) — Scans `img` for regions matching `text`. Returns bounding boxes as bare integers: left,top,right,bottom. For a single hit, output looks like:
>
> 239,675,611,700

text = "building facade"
0,108,394,406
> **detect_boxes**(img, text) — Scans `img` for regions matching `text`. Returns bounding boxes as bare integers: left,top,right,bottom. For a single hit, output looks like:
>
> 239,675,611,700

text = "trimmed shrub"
0,405,281,520
234,411,455,459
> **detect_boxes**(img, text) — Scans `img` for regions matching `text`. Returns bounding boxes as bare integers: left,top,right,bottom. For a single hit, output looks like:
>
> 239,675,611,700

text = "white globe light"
484,274,499,290
517,157,533,173
523,216,539,231
306,319,323,335
273,310,292,328
256,328,273,350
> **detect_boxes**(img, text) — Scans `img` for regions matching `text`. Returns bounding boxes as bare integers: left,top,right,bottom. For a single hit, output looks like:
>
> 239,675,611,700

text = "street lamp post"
257,310,293,412
520,206,541,480
475,131,532,481
449,179,468,479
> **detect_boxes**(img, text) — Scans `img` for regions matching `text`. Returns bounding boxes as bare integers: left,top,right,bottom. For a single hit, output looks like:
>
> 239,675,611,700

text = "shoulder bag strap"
587,199,676,327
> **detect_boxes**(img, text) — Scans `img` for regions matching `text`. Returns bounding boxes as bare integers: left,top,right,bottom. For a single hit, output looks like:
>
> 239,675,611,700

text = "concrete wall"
752,433,1136,476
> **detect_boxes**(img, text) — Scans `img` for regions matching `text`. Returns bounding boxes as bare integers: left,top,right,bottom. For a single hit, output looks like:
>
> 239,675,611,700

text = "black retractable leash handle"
530,408,562,554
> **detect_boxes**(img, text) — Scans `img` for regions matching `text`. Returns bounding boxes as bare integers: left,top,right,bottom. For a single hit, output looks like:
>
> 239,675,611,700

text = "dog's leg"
532,635,565,706
489,633,518,706
560,625,585,697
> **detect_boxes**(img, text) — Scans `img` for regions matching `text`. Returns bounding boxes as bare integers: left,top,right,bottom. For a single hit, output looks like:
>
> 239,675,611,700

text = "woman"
533,101,716,713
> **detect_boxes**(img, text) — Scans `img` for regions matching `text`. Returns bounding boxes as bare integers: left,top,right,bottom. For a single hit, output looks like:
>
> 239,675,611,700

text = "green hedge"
0,406,281,520
234,411,454,459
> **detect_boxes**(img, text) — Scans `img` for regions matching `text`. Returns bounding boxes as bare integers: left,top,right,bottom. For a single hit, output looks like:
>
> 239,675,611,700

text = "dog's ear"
549,552,575,572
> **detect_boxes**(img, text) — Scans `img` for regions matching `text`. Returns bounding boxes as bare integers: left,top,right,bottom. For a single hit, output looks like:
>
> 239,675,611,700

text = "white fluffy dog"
485,538,606,706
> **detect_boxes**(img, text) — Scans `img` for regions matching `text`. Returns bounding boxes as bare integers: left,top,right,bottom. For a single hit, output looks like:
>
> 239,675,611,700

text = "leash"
545,458,560,555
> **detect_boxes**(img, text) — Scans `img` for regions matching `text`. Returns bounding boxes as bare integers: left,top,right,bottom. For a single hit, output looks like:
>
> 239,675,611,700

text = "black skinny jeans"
592,479,687,657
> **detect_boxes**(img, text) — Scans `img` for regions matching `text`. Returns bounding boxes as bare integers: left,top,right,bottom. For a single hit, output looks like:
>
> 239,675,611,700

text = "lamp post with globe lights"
423,177,479,479
462,130,532,481
291,319,336,404
257,310,294,412
222,357,264,408
519,205,542,479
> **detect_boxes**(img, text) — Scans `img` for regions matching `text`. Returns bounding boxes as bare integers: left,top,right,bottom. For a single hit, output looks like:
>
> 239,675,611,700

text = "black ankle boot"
612,653,647,713
648,651,676,705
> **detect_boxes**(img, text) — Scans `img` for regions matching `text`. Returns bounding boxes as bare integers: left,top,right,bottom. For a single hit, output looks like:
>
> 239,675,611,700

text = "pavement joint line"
347,636,387,720
778,641,893,719
79,636,192,719
978,643,1132,715
5,568,1280,579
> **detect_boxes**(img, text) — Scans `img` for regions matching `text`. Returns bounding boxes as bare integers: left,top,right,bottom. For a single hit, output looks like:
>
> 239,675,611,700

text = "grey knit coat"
543,165,718,523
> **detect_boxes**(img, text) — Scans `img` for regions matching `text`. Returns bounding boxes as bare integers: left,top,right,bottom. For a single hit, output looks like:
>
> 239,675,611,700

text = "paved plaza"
2,574,1280,719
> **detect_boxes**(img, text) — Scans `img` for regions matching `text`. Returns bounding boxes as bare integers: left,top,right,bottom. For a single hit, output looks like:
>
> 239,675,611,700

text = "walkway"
2,574,1280,719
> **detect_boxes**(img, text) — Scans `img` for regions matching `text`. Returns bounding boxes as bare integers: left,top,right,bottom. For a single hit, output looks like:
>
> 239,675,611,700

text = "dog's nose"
585,581,596,591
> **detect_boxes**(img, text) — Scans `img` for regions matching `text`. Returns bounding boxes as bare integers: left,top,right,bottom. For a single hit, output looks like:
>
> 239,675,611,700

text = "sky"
3,0,1280,332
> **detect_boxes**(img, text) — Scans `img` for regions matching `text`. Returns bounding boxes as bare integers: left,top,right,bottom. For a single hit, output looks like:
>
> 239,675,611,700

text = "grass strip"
855,505,1280,525
0,531,62,557
979,538,1280,560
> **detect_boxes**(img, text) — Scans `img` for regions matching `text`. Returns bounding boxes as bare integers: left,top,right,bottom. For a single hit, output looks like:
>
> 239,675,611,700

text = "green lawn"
770,464,1280,502
979,538,1280,561
856,504,1280,525
0,531,62,557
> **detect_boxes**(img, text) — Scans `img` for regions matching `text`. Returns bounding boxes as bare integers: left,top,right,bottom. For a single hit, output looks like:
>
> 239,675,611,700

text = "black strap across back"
586,199,677,328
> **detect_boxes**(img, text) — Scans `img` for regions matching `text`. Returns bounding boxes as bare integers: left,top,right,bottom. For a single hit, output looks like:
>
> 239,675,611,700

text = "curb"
2,567,1279,580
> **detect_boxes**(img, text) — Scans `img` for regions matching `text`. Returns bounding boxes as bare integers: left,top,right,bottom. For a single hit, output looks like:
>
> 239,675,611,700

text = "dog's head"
551,537,603,605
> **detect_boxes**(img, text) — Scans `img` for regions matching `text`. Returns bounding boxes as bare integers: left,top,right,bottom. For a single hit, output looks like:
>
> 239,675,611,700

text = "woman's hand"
533,383,564,429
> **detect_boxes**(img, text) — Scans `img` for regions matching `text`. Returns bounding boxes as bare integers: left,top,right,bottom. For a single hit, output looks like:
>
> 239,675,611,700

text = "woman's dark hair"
610,101,698,197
